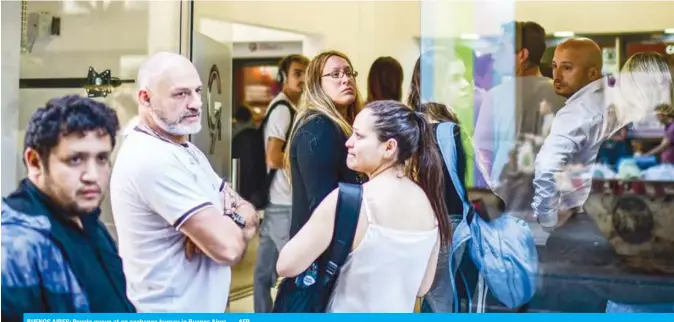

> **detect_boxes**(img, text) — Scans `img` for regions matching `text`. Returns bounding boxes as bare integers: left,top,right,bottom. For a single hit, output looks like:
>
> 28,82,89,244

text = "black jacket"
288,114,360,237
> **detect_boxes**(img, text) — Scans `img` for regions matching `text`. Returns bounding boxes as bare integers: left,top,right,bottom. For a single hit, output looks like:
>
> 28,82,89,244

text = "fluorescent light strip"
664,28,674,34
553,31,575,38
459,33,480,40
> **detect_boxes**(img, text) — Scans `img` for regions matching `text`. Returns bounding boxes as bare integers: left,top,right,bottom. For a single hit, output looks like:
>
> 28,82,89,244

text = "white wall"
232,23,306,43
195,1,421,99
516,1,674,34
424,1,674,37
14,0,182,235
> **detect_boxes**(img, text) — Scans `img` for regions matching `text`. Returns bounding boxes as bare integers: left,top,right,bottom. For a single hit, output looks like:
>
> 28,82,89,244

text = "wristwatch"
226,212,246,229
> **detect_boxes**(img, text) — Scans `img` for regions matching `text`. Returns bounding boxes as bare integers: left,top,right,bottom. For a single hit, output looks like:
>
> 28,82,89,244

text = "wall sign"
233,41,302,58
666,45,674,55
206,64,222,155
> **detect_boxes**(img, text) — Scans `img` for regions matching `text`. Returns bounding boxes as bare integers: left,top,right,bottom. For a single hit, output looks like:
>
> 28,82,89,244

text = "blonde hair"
616,52,673,125
283,50,364,181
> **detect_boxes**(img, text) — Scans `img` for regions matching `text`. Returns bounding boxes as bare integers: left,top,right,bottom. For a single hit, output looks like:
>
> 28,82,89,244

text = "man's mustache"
180,111,201,120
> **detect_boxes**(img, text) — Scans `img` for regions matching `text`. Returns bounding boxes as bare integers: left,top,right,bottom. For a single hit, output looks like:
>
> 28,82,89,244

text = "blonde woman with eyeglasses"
282,50,364,239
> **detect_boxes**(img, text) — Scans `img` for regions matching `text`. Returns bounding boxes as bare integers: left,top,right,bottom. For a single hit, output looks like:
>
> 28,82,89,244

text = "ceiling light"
553,31,575,38
459,33,480,40
664,28,674,34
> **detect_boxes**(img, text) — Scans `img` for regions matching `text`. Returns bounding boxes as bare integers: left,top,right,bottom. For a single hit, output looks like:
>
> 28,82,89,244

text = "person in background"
597,126,632,167
366,56,404,103
232,105,259,205
602,55,673,313
474,54,495,92
284,50,363,238
644,104,674,163
532,36,607,231
232,105,255,138
2,95,135,319
277,100,449,312
533,41,673,313
475,20,566,219
408,48,487,189
472,53,492,135
534,45,672,231
254,54,309,313
110,52,259,312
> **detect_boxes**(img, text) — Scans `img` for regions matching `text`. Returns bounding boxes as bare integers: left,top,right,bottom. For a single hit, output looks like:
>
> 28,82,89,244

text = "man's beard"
149,108,202,136
44,176,102,217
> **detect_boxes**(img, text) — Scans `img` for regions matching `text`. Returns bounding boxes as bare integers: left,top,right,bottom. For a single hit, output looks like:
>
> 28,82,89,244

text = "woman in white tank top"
277,100,452,312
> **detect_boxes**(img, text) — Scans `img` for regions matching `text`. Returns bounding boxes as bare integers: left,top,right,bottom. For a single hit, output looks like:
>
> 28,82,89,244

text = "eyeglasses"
322,70,358,79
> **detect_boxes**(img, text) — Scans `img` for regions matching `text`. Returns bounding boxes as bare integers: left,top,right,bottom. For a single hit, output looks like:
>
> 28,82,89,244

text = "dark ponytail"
411,111,451,246
367,100,451,246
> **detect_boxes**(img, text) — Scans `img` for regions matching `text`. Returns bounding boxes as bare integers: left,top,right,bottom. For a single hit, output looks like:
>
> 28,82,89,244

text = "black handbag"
272,183,362,313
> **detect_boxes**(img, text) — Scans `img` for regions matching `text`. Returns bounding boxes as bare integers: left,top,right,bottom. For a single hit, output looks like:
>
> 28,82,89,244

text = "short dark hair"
518,21,547,67
234,105,252,123
503,21,547,67
24,95,120,166
278,54,310,78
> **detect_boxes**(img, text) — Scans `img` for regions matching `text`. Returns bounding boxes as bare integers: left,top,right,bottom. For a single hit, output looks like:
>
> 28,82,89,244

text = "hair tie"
413,111,426,123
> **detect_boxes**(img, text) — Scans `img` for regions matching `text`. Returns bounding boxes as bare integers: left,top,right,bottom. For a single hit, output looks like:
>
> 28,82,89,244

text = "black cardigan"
288,114,360,237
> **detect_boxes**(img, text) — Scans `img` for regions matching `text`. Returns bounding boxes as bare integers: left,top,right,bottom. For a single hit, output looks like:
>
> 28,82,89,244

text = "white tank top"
326,198,438,312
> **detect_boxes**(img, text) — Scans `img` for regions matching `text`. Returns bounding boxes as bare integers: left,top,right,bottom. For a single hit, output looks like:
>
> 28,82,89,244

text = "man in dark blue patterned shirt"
1,95,135,320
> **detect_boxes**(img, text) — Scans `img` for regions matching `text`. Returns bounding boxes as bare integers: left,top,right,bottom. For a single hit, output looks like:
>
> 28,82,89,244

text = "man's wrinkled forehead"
153,61,202,92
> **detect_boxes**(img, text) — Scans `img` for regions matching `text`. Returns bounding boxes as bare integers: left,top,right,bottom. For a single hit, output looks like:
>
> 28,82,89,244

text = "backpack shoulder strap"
261,99,295,150
260,99,291,131
284,102,296,143
435,122,473,223
324,182,362,278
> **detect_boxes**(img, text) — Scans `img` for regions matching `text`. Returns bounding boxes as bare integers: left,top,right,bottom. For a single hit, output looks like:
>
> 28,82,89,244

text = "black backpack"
242,99,295,210
272,183,362,312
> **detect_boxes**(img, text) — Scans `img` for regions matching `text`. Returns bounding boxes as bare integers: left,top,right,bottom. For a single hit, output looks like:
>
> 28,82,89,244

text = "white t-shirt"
263,93,295,206
110,127,231,312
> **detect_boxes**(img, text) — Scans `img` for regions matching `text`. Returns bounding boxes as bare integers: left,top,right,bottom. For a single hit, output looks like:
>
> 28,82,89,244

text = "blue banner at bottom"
24,313,674,322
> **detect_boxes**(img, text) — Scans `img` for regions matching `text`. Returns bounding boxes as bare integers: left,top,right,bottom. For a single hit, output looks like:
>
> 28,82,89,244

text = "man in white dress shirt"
533,38,673,230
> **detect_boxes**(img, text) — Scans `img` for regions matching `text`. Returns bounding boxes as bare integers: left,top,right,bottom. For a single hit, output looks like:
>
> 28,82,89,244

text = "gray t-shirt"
110,128,231,312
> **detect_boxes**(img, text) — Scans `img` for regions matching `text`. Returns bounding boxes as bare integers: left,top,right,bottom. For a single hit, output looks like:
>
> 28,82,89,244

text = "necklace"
137,124,200,165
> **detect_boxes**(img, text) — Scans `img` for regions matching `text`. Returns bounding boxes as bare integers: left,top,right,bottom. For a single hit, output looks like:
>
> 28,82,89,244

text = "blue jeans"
253,204,291,312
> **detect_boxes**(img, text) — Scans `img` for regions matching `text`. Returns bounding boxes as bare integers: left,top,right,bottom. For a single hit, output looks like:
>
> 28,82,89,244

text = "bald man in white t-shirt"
110,52,259,312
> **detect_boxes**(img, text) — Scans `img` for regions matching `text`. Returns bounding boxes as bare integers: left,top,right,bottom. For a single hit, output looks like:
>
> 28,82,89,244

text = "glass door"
188,2,234,181
190,2,251,308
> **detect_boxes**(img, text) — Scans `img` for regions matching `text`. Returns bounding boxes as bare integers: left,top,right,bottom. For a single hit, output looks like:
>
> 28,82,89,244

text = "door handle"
231,158,240,192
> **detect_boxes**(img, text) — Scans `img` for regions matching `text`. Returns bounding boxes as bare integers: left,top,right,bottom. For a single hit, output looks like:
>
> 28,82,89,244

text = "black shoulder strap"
260,99,295,149
324,182,362,279
284,102,296,147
